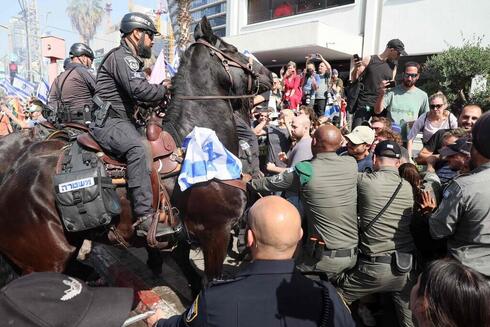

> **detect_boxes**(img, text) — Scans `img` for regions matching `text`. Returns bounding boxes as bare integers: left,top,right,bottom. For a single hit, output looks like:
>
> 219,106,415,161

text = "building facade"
225,0,490,71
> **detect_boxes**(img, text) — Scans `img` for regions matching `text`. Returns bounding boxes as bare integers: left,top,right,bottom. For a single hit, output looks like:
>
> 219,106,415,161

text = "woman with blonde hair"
406,92,457,158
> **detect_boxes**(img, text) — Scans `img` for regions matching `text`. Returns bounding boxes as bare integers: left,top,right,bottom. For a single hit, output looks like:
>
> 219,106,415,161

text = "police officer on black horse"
48,42,96,125
90,12,171,238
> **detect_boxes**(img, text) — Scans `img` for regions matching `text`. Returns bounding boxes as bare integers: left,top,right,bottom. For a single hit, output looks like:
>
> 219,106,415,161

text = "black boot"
136,213,175,238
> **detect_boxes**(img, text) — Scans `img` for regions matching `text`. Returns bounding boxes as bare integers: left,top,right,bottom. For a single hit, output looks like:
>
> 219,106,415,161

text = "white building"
225,0,490,70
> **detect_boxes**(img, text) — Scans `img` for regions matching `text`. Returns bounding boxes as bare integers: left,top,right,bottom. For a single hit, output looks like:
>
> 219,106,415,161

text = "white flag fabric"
36,79,50,104
149,49,166,85
12,76,36,99
178,127,242,191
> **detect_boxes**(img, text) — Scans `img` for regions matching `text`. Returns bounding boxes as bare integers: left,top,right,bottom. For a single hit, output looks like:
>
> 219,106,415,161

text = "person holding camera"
281,61,302,110
349,39,407,128
301,59,320,108
374,61,429,143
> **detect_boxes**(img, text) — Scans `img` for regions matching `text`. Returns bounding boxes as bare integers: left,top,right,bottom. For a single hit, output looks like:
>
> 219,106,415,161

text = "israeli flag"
12,76,36,99
0,79,17,96
178,127,242,191
324,104,340,119
36,79,50,104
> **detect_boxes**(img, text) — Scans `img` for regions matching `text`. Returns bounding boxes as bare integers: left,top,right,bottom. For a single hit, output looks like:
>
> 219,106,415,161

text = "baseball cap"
345,126,375,145
374,140,402,159
472,112,490,159
386,39,407,56
439,138,472,159
0,272,133,327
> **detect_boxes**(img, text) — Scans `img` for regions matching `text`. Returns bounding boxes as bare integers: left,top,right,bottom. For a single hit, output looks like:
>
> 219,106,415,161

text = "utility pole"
18,0,31,82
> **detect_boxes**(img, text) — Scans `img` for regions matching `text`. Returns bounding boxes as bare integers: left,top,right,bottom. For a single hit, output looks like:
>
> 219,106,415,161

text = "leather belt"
359,253,392,264
323,247,357,258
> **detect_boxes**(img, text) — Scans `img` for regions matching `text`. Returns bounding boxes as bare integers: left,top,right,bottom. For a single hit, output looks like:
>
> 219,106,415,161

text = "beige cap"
345,126,375,145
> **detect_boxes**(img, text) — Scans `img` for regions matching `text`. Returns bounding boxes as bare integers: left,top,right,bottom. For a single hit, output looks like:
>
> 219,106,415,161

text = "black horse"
0,17,272,293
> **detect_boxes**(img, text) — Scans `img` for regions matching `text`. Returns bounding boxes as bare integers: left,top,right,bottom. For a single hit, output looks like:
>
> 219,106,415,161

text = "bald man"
148,196,355,327
250,125,359,281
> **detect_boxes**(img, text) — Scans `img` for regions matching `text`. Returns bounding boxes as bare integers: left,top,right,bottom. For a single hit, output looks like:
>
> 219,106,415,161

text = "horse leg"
172,242,202,297
146,246,163,276
200,225,232,281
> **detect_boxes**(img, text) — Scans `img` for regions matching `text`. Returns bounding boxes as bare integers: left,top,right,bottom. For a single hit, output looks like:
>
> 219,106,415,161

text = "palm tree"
66,0,104,46
176,0,192,49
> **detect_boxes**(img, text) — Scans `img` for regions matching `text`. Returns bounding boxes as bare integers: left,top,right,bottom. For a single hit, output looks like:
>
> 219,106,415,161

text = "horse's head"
192,17,273,97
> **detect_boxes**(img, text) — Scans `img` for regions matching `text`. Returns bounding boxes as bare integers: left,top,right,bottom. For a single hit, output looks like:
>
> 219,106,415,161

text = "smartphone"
353,54,360,62
386,80,396,88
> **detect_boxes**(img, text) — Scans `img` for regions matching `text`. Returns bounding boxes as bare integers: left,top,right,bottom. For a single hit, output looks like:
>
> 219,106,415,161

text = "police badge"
124,56,140,71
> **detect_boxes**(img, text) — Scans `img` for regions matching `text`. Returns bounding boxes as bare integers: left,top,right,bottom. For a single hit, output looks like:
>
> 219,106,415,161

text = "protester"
426,112,490,278
265,109,293,171
338,126,375,172
410,259,490,327
406,92,457,158
148,196,355,327
301,60,320,107
337,140,416,327
281,61,302,110
416,104,482,165
438,138,471,174
0,99,46,129
350,39,407,128
313,56,332,116
329,69,344,97
0,272,133,327
374,63,428,143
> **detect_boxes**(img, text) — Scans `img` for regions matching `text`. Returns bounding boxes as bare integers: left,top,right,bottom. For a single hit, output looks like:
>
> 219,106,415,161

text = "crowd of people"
0,9,489,327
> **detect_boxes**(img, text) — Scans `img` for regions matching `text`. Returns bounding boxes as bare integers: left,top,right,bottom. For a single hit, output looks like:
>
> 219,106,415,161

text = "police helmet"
69,43,94,60
120,12,159,35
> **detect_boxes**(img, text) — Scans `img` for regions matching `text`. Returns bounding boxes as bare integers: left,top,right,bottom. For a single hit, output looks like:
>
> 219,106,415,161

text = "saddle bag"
53,143,121,232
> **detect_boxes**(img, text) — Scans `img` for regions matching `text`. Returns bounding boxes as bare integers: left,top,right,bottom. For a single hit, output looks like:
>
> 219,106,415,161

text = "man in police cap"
428,112,490,278
147,196,355,327
337,140,416,327
48,43,96,124
90,12,171,237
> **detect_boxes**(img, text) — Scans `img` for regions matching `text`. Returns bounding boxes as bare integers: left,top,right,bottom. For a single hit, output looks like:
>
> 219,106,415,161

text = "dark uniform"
90,21,167,219
48,44,96,124
156,260,355,327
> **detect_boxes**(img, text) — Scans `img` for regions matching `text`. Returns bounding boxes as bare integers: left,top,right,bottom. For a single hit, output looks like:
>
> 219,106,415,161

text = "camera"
353,54,360,62
386,80,396,88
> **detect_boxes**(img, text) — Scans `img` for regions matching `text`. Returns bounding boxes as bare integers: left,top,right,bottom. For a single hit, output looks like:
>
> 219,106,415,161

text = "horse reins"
176,39,261,101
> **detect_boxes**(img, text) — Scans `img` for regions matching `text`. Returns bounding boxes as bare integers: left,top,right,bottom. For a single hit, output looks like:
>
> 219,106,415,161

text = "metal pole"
18,0,31,82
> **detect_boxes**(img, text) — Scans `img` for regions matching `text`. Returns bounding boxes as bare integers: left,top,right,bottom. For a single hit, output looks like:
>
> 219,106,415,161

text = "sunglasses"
404,73,418,78
144,30,155,40
430,104,444,109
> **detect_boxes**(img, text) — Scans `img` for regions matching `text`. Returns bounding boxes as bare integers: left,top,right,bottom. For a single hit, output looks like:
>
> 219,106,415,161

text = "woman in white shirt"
407,92,457,158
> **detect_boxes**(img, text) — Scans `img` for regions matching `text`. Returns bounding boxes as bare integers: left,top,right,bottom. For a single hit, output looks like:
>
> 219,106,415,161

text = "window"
191,3,226,20
190,0,224,9
248,0,354,24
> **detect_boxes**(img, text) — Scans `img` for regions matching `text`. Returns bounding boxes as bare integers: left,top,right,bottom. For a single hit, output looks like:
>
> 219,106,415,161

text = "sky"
0,0,162,58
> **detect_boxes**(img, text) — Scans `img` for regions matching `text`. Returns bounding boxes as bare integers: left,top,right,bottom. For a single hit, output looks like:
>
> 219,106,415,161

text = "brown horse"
0,17,271,292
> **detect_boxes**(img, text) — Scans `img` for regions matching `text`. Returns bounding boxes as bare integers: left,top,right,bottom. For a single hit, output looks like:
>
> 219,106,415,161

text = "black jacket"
157,260,354,327
94,40,166,120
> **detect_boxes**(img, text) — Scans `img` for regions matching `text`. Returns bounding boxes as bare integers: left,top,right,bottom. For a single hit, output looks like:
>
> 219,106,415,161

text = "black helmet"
120,12,159,35
69,43,94,60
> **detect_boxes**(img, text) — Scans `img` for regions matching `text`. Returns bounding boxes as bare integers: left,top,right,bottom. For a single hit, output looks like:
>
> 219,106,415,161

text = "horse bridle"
177,39,261,101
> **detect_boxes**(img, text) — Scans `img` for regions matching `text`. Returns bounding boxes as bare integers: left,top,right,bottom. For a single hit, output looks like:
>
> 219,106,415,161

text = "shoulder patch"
129,71,145,80
294,161,313,185
124,56,140,71
186,294,199,323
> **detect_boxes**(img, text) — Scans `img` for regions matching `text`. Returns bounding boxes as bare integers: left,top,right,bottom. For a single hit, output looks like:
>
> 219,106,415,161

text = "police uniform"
90,39,166,218
429,162,490,277
155,260,355,327
337,141,415,327
250,152,359,280
48,62,96,124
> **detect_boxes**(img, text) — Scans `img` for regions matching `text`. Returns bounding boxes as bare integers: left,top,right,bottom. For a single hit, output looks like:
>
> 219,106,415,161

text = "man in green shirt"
249,125,358,280
374,62,429,141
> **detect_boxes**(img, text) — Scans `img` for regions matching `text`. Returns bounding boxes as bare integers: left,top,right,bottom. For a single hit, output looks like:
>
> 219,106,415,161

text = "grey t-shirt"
287,135,313,167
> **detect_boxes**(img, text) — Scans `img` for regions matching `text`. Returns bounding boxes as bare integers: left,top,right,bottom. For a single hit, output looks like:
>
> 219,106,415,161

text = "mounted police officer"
90,12,171,238
48,43,96,125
